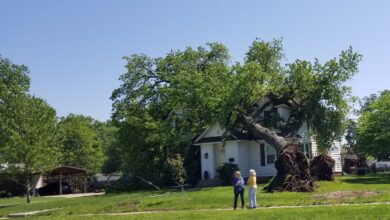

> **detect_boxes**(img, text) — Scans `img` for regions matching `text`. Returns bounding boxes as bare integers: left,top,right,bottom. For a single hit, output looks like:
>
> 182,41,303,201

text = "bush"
184,145,201,186
166,154,185,190
216,163,239,185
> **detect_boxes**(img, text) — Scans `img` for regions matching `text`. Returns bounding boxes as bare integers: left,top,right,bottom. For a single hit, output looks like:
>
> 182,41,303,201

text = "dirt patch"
314,191,379,200
117,201,140,212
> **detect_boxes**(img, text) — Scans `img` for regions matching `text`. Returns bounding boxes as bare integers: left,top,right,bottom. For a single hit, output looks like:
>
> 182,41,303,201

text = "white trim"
194,127,212,143
193,140,242,146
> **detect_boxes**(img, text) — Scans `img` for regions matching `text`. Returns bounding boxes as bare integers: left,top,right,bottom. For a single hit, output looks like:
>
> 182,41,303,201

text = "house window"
264,111,271,120
304,144,309,158
204,153,208,159
301,143,312,159
260,144,266,166
298,144,304,152
229,158,235,163
267,145,276,164
263,111,271,126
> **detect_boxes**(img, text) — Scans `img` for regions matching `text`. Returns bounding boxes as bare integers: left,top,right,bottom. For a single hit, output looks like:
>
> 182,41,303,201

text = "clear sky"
1,0,389,121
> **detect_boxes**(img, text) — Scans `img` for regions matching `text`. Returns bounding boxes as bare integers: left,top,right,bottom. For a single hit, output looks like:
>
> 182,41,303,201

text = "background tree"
345,119,357,148
0,56,30,158
112,39,361,191
356,90,390,160
0,95,59,203
97,120,122,182
57,114,105,174
1,57,59,203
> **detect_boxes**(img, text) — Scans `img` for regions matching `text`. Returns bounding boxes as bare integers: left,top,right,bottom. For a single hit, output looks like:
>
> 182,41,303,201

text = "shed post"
84,174,87,193
59,172,62,195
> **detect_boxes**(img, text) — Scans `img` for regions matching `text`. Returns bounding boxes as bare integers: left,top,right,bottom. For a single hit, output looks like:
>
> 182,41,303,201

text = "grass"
0,173,389,219
29,204,390,220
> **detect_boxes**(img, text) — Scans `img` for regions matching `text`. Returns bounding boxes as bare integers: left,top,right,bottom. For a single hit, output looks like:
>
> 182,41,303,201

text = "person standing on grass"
247,169,257,208
233,171,245,210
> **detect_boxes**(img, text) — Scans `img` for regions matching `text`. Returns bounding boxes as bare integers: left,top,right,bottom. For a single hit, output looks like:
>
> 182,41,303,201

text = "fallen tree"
111,39,361,192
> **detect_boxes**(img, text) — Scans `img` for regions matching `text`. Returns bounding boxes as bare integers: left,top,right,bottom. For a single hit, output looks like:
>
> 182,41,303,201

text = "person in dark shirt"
233,171,245,209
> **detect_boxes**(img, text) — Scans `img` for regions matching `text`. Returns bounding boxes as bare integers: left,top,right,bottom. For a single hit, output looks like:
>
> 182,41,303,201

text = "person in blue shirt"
233,171,245,209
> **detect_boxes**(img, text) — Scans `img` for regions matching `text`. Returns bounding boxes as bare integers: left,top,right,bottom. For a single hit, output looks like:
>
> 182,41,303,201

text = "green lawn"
1,173,390,219
29,204,390,220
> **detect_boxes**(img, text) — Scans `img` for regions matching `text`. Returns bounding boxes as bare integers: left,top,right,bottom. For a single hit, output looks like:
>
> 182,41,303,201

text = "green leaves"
111,39,362,181
57,114,105,174
0,95,59,173
356,90,390,157
0,56,30,100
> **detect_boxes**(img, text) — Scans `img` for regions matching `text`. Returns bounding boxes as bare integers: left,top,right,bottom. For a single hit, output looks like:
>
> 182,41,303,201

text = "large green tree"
57,114,105,173
0,56,30,154
0,95,59,203
0,57,59,203
356,90,390,160
112,39,361,189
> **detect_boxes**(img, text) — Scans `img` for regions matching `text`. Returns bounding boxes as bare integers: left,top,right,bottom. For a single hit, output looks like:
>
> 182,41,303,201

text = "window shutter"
260,144,266,166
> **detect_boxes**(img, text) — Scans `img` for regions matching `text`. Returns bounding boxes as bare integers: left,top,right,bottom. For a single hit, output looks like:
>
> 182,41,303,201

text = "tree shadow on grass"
340,174,390,184
0,204,17,209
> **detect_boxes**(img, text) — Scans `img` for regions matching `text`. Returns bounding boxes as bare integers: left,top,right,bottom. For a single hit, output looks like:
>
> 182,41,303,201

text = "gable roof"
194,125,259,145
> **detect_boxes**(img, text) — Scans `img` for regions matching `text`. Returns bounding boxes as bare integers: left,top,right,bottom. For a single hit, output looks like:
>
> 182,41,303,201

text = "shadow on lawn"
0,204,17,209
340,174,390,185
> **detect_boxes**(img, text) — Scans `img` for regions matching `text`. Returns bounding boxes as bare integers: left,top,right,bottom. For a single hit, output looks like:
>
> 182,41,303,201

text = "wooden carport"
44,165,87,195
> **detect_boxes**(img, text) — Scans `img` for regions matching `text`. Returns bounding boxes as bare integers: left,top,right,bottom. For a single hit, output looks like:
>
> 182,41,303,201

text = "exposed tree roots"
310,154,335,181
265,144,315,192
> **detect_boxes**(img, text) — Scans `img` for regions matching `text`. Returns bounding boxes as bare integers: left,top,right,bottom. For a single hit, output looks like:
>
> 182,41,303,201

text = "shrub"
166,154,186,191
217,163,239,185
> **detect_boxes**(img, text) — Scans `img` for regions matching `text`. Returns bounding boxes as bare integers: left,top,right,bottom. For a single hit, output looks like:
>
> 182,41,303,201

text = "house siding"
311,137,319,157
197,121,343,180
225,141,239,164
330,141,342,173
237,142,250,176
248,141,277,177
200,144,215,179
277,105,291,121
203,124,225,138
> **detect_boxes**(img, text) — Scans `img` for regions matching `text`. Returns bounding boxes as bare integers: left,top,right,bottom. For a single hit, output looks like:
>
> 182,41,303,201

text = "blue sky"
1,0,389,121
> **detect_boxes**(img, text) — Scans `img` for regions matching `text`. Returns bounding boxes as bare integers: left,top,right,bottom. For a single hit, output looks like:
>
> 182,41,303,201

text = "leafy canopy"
111,39,361,182
356,90,390,157
1,56,59,173
57,114,105,173
0,95,59,172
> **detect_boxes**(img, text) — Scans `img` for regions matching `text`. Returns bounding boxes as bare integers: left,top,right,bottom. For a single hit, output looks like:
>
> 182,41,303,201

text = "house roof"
49,165,86,175
194,129,259,144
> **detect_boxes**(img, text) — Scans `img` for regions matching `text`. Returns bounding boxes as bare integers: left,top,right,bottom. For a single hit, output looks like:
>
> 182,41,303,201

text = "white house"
193,99,342,180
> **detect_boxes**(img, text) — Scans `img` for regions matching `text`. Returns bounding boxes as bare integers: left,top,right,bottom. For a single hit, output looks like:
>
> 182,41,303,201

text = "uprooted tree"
111,39,361,191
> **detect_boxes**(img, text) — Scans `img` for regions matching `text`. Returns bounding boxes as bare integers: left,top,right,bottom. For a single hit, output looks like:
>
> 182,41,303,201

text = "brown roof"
49,165,86,174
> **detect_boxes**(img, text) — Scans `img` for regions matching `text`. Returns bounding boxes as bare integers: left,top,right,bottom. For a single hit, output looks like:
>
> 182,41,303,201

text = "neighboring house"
376,161,390,172
95,173,121,184
193,98,342,180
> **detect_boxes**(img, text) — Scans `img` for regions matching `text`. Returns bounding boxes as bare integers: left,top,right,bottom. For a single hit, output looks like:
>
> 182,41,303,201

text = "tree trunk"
25,173,31,203
237,114,287,151
237,113,314,192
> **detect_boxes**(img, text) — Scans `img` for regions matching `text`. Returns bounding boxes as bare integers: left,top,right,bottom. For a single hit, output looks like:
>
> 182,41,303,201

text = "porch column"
59,172,62,195
84,174,87,193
